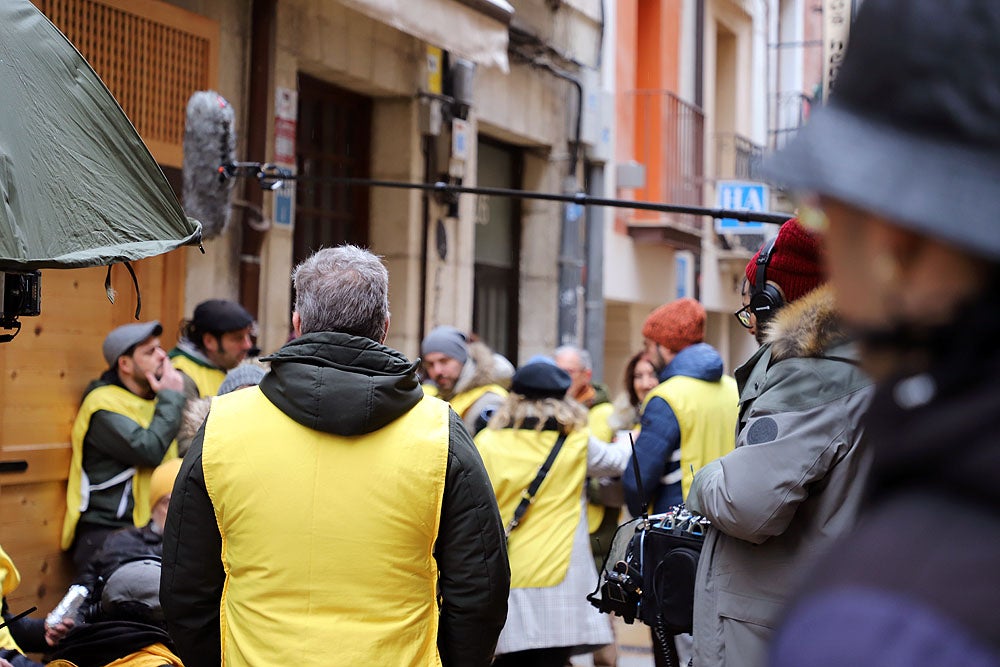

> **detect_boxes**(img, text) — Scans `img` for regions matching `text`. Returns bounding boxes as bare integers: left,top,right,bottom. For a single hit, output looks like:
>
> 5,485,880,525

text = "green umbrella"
0,0,202,271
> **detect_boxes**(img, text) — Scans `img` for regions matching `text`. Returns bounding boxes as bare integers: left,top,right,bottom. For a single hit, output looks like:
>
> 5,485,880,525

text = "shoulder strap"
505,432,569,539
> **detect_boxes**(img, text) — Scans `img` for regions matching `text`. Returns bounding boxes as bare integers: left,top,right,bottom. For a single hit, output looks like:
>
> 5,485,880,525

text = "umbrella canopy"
0,0,202,271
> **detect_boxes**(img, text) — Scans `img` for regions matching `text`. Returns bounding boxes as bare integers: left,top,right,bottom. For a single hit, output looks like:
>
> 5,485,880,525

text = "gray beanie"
420,326,468,364
217,362,268,395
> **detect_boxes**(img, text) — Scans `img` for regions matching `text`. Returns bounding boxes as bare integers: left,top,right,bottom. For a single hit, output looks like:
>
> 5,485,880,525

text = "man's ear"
380,316,390,344
202,332,219,353
292,311,302,337
117,355,132,376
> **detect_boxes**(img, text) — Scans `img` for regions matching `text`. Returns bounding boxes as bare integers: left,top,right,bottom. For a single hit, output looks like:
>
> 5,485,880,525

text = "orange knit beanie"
642,297,706,352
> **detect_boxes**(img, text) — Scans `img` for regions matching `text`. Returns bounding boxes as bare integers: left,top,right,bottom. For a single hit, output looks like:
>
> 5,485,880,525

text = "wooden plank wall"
1,252,186,621
2,0,220,624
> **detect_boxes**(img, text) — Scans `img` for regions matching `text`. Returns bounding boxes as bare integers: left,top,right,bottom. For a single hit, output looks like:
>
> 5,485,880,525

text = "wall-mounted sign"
822,0,854,100
273,87,297,228
715,181,769,234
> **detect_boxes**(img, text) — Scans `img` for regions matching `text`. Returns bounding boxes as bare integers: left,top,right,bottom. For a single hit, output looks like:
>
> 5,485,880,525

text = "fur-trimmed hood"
177,396,211,457
449,341,513,398
764,285,850,362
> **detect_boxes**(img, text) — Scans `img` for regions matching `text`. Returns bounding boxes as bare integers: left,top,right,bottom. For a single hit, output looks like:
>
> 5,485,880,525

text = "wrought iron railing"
715,132,765,181
769,92,813,151
625,90,705,231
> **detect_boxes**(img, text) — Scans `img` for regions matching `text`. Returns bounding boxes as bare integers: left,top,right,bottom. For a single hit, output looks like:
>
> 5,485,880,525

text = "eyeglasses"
734,305,753,329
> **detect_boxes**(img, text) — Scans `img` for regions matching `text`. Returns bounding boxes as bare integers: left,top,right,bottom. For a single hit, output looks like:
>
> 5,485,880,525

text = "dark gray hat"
763,0,1000,260
421,325,469,364
102,321,162,367
101,559,162,620
512,360,571,400
192,299,253,334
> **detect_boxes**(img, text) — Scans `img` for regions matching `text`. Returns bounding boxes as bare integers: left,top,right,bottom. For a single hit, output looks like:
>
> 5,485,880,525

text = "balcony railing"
769,92,813,151
715,132,764,181
625,90,705,232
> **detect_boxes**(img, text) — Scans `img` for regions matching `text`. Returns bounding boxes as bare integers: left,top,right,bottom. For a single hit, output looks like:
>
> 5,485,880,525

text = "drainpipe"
584,161,606,381
695,0,705,108
238,0,276,319
536,64,584,347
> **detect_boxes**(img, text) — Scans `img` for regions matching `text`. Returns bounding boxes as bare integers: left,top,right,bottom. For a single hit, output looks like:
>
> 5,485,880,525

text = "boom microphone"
183,91,236,239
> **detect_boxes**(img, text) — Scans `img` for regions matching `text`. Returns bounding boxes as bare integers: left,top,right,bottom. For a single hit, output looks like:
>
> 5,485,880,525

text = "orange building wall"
617,0,683,219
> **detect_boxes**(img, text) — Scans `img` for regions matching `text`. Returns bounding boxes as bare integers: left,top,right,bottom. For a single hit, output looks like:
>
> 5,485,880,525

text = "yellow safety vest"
202,387,450,667
586,402,616,533
49,643,184,667
475,427,588,588
587,402,615,443
171,354,225,397
0,545,23,654
449,384,508,421
642,375,738,500
61,385,178,550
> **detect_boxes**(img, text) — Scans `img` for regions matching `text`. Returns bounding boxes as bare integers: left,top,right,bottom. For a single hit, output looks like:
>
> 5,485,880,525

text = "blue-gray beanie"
421,326,468,364
218,363,267,395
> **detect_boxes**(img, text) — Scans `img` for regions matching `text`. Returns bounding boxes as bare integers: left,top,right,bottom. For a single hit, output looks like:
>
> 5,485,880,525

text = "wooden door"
1,253,186,622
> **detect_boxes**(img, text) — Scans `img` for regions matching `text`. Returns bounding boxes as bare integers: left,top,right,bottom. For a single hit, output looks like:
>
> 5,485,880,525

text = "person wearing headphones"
686,219,874,667
764,1,1000,663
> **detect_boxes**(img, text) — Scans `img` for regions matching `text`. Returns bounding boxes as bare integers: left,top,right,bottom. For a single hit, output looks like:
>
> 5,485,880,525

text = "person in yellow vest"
420,325,510,435
168,299,254,397
623,298,738,516
161,245,509,667
46,558,184,667
554,345,611,427
61,321,186,574
0,546,44,667
46,458,183,647
475,359,629,666
587,349,661,558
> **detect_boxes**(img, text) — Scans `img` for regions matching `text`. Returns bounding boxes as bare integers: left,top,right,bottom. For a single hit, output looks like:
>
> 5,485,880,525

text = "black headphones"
748,235,784,325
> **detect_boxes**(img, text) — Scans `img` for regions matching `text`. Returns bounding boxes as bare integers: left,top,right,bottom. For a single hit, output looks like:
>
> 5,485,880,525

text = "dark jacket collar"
260,331,423,436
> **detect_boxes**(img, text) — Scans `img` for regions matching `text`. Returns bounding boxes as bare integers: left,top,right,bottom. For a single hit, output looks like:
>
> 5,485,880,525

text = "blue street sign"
676,254,689,299
715,181,769,234
274,190,293,227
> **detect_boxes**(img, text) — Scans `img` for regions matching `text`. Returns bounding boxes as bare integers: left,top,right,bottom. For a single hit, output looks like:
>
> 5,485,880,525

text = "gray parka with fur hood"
688,286,874,667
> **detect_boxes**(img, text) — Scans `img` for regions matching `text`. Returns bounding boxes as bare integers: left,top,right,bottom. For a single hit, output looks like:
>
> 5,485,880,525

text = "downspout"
695,0,705,108
584,0,607,380
536,64,584,346
584,162,606,381
238,0,276,319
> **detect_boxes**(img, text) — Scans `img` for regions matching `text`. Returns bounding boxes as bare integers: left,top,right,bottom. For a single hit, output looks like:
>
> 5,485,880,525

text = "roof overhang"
339,0,513,71
627,218,704,254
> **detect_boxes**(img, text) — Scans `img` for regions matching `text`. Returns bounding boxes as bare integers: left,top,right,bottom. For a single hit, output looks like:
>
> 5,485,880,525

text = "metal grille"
626,90,706,231
34,0,218,167
714,132,764,181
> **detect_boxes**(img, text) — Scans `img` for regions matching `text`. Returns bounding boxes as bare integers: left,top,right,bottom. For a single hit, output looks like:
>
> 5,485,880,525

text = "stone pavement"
571,615,655,667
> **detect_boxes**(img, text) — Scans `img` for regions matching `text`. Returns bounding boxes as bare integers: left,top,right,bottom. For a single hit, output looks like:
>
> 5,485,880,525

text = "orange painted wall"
617,0,683,213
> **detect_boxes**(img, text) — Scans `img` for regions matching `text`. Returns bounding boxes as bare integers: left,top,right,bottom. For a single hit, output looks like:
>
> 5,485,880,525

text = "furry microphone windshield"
183,91,236,239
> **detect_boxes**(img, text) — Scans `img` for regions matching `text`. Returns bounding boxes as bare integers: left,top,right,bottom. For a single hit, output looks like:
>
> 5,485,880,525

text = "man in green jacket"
62,321,186,572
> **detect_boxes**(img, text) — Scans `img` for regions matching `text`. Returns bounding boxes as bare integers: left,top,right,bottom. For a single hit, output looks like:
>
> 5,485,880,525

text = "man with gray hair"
161,245,510,666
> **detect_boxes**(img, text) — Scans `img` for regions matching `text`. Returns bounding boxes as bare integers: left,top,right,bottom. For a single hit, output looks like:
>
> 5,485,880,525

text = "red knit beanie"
642,297,705,352
745,218,824,303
